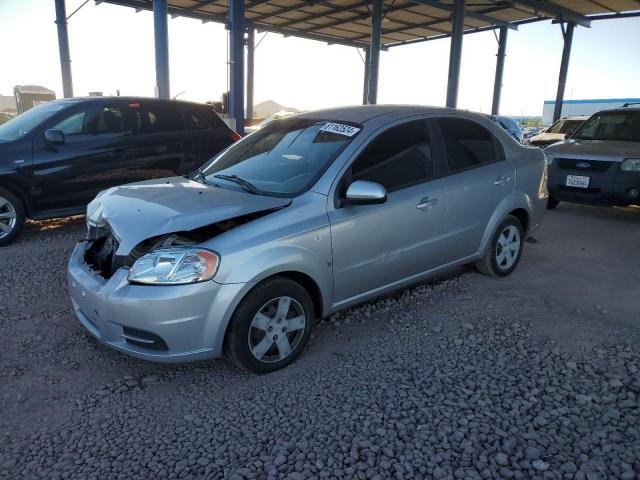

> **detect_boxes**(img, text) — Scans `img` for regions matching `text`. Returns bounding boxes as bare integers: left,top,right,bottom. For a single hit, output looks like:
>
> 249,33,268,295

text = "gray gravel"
1,213,639,480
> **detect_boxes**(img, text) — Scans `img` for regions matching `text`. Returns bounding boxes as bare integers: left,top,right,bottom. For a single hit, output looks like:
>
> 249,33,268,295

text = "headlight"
621,158,640,172
128,248,219,285
544,153,555,166
86,201,106,228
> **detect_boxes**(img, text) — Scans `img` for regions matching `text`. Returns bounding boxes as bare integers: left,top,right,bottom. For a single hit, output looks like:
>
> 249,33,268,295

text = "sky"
0,0,638,116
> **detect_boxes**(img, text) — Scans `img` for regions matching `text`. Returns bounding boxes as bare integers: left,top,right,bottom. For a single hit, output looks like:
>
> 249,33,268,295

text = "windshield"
0,101,72,142
574,111,640,141
547,118,584,135
201,118,361,196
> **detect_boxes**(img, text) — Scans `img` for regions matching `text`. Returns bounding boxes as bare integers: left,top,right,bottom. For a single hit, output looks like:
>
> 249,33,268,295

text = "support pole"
54,0,74,98
446,0,465,108
228,0,245,135
153,0,170,99
553,21,575,123
491,26,508,115
362,46,370,105
246,28,255,122
367,0,382,105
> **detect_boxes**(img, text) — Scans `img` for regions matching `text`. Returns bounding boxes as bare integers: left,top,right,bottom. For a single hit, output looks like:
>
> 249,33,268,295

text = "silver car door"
436,116,516,261
328,119,447,305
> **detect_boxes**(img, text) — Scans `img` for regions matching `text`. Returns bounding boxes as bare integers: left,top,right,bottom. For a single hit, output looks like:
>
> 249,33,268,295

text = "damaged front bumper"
67,241,247,362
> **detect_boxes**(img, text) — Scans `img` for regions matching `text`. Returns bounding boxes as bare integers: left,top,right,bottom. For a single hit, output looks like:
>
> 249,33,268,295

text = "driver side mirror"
45,129,65,145
345,180,387,205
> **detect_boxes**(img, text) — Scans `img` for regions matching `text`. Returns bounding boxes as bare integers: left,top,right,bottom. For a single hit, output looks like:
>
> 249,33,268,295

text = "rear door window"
438,118,500,173
184,110,209,130
135,103,185,134
351,120,433,192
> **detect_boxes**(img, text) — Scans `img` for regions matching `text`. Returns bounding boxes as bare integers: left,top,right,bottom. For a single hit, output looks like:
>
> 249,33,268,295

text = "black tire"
475,215,524,278
0,187,26,247
546,197,559,209
224,277,315,374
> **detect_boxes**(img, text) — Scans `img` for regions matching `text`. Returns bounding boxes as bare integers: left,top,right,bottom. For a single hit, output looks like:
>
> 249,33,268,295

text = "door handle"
417,197,438,210
494,175,511,185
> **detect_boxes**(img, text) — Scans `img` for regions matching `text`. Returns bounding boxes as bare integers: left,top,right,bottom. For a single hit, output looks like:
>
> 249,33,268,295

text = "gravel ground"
1,207,639,480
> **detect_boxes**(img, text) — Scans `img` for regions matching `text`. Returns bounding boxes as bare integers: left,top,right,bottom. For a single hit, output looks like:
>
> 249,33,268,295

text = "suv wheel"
475,215,524,277
0,188,25,247
225,277,315,374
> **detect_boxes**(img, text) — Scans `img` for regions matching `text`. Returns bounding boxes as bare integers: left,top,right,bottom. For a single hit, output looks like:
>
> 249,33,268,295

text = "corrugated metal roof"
103,0,640,48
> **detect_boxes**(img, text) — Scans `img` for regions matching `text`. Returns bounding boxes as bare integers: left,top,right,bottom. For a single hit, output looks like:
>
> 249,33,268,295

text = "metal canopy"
102,0,640,49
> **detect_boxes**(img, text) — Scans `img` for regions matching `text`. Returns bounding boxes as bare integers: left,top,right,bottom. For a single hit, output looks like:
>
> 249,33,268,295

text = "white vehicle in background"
528,116,588,148
245,110,297,134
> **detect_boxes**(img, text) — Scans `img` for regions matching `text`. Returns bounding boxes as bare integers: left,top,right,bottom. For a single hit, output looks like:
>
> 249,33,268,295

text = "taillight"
230,132,241,142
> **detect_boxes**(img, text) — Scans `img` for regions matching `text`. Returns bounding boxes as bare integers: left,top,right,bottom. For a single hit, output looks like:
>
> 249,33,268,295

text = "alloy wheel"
248,296,306,363
0,195,17,240
495,224,521,271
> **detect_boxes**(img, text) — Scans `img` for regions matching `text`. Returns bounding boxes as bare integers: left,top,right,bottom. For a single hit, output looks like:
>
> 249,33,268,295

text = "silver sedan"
67,106,548,373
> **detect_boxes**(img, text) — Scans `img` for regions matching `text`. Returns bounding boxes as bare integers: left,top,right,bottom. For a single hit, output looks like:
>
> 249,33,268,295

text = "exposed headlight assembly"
128,248,219,285
621,158,640,172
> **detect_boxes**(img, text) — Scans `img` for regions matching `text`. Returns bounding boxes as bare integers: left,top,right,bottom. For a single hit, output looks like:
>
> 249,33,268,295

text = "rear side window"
185,110,209,130
438,118,498,172
135,103,185,134
351,120,433,192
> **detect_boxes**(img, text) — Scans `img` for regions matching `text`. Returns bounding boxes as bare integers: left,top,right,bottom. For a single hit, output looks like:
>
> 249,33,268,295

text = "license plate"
566,175,589,188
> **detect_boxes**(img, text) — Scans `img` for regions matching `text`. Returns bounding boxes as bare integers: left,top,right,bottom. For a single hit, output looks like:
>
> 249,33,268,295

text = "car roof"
561,116,589,121
44,96,211,109
295,104,463,124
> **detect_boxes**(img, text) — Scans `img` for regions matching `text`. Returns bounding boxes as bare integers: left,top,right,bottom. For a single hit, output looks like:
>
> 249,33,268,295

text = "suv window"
94,106,123,134
185,110,209,130
135,103,185,134
574,111,640,141
52,105,124,136
438,118,498,172
52,111,87,135
351,120,433,192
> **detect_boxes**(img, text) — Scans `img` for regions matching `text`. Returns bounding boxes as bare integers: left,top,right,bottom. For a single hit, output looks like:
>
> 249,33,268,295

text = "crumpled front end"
67,238,246,363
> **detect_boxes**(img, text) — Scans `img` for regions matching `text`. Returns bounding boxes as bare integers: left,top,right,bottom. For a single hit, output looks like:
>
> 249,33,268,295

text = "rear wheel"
0,188,25,247
475,215,524,277
547,197,559,209
224,277,315,374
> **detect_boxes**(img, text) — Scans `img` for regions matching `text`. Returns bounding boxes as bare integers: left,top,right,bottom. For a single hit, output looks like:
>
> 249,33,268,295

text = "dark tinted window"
137,103,185,134
185,110,209,130
52,111,87,135
439,118,497,172
351,120,433,192
52,105,123,136
575,111,640,141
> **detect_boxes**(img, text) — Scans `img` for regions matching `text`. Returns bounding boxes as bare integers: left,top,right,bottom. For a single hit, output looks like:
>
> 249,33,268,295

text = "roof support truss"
409,0,518,29
507,1,591,27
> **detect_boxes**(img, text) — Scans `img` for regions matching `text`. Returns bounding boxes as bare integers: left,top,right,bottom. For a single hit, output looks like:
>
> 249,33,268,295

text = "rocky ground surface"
1,207,639,480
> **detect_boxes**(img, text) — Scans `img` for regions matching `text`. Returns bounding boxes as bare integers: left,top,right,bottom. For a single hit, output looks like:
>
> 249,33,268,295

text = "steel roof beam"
507,1,591,27
409,0,517,29
259,1,369,27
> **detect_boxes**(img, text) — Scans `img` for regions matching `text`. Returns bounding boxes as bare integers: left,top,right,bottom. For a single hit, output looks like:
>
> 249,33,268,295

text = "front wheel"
224,277,315,374
475,215,524,277
0,188,26,247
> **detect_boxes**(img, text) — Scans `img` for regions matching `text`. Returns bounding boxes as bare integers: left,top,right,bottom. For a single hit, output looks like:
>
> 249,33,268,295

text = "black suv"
0,97,238,245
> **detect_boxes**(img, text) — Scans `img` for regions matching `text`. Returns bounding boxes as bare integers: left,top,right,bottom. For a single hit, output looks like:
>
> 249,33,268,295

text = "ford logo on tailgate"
576,161,591,169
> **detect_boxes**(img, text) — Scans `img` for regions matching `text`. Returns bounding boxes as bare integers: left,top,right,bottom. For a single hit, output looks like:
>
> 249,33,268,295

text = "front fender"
224,243,332,309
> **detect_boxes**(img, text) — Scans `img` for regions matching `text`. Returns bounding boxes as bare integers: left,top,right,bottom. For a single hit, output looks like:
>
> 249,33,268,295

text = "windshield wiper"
213,174,261,195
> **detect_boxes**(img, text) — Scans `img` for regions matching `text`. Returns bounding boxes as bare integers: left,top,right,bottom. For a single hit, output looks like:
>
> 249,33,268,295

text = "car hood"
87,176,291,255
544,139,640,161
530,132,565,144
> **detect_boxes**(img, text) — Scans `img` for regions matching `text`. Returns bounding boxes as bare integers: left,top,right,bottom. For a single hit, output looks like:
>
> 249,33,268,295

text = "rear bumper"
67,242,248,363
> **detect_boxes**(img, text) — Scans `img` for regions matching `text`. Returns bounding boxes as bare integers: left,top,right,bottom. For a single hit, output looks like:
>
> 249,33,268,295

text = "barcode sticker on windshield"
319,122,361,137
